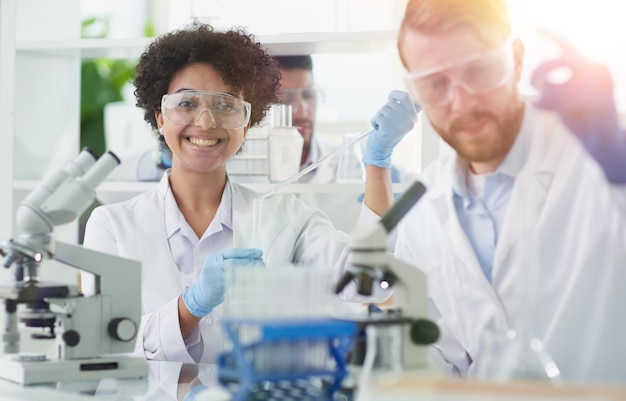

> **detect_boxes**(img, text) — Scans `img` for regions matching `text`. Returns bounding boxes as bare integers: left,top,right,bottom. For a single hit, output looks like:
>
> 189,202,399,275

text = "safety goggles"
161,90,251,129
277,86,321,109
404,41,514,107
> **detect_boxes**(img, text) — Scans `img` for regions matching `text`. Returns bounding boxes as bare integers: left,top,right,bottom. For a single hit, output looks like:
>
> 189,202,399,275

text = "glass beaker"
336,132,366,183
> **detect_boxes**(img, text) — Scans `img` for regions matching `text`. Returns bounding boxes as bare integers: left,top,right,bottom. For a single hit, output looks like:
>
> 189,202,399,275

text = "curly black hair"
134,23,281,146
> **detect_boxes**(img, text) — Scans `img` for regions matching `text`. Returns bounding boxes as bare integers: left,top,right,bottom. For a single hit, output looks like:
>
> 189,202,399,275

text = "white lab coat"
82,174,352,363
395,103,626,385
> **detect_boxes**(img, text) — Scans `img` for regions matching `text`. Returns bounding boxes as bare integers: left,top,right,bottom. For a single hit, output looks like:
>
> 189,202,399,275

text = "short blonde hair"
398,0,512,67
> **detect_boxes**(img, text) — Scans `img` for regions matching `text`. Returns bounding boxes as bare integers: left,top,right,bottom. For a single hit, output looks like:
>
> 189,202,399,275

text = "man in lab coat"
273,55,335,183
273,55,404,231
273,55,404,184
390,0,626,385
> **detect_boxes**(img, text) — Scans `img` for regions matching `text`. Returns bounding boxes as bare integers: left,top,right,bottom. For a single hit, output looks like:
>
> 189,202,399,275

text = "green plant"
80,16,136,156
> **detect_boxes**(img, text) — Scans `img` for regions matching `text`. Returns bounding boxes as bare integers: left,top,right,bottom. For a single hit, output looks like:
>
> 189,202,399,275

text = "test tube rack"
217,318,356,401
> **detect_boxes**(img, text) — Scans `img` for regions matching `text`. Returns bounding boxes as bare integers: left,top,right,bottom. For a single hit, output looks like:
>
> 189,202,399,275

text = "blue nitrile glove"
532,29,626,183
183,384,208,401
363,90,420,168
182,248,264,318
160,144,172,168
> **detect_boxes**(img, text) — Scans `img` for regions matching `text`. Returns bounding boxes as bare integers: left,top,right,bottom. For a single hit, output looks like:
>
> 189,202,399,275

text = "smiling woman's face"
155,62,248,175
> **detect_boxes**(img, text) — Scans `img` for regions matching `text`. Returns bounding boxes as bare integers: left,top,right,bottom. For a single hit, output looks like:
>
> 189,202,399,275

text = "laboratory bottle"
268,104,303,183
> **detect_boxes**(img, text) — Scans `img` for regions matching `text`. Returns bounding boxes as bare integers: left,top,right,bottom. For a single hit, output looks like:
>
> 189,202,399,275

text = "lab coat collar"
159,170,234,240
426,101,555,240
420,102,560,352
451,105,529,202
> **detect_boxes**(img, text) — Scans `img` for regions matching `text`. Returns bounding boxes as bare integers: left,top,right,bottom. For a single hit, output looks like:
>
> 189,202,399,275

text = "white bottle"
268,104,303,183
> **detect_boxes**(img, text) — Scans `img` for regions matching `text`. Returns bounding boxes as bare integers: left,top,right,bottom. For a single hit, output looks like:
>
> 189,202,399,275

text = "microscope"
335,181,439,371
0,148,147,385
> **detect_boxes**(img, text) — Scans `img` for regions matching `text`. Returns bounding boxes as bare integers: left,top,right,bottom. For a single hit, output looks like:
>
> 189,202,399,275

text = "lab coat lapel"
230,180,255,248
492,109,557,281
491,173,552,280
427,158,509,350
430,158,492,291
142,176,193,307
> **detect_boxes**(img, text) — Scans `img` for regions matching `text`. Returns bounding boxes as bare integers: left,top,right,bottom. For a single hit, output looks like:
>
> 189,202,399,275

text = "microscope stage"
0,354,148,385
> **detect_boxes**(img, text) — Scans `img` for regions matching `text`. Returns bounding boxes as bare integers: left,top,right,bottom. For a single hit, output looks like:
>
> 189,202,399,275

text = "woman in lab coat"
82,23,416,364
392,0,626,385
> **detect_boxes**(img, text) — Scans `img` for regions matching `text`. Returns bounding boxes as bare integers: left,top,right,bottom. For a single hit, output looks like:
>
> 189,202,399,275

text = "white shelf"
3,0,406,238
15,180,408,194
16,180,410,211
16,30,398,59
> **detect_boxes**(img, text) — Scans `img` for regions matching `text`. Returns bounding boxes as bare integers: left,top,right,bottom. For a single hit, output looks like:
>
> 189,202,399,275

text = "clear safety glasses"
277,86,321,110
161,90,252,129
404,42,515,107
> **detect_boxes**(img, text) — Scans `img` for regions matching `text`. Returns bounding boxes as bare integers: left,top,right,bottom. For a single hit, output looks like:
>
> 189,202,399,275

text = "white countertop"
0,360,624,401
360,373,626,401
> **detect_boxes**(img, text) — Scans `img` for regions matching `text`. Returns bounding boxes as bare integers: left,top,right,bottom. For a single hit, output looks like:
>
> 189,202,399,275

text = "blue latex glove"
182,248,264,318
363,90,420,168
532,29,626,183
183,384,208,401
160,143,172,168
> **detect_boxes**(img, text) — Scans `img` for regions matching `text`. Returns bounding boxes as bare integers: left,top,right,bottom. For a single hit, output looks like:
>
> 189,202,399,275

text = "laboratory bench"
0,360,624,401
362,373,626,401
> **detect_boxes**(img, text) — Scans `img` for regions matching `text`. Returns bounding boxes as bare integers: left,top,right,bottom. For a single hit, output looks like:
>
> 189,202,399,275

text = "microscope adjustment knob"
108,317,137,342
62,330,80,347
410,318,440,345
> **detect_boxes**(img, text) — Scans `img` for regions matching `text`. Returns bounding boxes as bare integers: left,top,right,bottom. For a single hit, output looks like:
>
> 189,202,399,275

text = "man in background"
274,55,403,183
273,55,320,179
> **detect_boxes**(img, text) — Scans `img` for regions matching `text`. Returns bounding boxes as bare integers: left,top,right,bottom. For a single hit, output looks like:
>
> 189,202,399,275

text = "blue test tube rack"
217,318,356,401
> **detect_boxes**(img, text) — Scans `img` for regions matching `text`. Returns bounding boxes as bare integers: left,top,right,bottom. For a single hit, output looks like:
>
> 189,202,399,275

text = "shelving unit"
0,0,83,294
0,0,439,279
1,0,400,227
16,30,398,59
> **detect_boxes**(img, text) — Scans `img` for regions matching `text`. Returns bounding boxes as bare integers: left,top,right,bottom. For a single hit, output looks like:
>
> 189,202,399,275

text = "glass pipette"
252,127,373,247
260,127,374,200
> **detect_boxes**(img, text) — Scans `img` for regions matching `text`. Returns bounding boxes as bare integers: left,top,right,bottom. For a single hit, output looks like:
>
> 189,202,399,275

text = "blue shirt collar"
453,105,529,200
